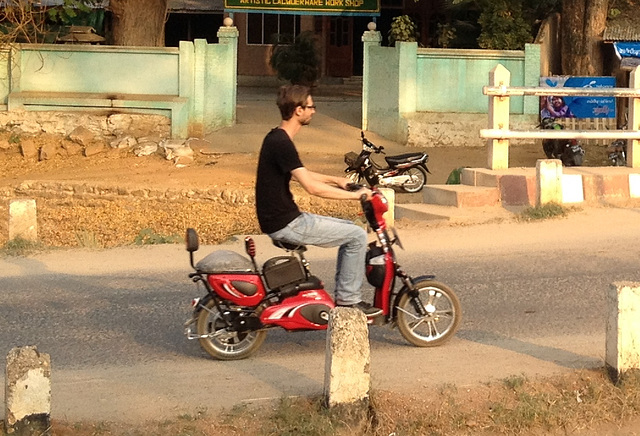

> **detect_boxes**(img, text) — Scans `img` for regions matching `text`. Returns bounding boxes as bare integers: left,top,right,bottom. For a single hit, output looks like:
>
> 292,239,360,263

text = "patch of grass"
133,228,182,245
24,368,640,436
1,236,45,256
517,202,570,221
75,230,103,249
9,133,20,144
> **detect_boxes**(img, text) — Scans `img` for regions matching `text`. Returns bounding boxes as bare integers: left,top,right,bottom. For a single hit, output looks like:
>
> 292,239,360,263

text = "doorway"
325,16,353,77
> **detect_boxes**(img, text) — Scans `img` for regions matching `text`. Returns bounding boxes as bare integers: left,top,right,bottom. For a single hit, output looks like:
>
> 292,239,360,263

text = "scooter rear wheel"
401,167,427,193
396,279,461,347
196,300,266,360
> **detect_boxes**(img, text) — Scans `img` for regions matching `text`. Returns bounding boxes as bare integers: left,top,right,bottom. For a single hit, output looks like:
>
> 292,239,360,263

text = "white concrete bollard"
536,159,563,206
378,187,394,228
8,199,38,241
5,346,51,436
606,282,640,381
324,307,370,408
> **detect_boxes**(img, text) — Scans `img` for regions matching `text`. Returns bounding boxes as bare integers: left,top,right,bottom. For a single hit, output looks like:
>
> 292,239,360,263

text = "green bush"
388,15,419,46
269,31,320,86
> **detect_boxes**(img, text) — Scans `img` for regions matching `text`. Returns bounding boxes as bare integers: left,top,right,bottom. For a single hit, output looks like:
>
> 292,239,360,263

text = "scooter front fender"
391,274,436,319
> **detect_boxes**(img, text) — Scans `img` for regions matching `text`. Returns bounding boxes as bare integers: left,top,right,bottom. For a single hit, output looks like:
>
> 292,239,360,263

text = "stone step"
422,184,500,207
395,203,516,223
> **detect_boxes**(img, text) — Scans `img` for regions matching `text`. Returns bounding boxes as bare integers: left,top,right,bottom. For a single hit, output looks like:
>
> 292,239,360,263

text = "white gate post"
628,67,640,168
487,64,511,170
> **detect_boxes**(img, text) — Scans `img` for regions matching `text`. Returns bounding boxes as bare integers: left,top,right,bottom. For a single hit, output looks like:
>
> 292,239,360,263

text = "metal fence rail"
480,64,640,169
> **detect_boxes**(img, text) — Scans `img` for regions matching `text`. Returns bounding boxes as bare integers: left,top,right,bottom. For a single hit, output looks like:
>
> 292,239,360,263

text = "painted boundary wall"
363,33,541,145
0,26,238,138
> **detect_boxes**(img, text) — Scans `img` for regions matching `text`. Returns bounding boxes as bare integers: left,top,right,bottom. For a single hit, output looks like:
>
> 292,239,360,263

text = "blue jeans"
268,213,368,306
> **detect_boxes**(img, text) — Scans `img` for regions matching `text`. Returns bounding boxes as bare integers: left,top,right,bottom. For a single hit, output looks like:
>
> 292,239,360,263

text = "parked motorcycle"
607,139,627,166
540,117,585,167
344,131,430,193
183,187,461,360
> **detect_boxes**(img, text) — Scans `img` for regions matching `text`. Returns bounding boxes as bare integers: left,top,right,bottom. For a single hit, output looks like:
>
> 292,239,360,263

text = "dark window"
165,13,224,47
246,13,301,45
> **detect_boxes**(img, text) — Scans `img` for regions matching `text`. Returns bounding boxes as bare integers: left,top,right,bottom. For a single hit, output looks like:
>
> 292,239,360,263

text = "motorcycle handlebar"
360,133,384,153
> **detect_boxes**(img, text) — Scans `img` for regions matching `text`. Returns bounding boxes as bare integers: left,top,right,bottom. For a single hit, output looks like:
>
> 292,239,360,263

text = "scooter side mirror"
185,228,199,252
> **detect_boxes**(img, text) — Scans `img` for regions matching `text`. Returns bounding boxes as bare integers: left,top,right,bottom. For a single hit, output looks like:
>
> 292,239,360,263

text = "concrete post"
362,24,382,132
217,20,239,129
8,199,37,241
627,67,639,168
536,159,563,206
324,307,370,408
5,346,51,436
487,64,511,170
606,282,640,382
378,187,394,228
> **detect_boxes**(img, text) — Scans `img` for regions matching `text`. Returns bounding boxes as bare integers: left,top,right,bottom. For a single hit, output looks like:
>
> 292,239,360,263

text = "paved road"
1,206,639,423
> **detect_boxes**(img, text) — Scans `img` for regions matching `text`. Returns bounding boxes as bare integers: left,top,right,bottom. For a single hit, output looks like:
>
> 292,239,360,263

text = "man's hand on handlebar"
346,183,373,201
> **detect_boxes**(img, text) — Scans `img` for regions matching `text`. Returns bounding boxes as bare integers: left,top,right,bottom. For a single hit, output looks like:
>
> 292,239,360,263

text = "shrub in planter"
269,31,320,86
388,15,419,46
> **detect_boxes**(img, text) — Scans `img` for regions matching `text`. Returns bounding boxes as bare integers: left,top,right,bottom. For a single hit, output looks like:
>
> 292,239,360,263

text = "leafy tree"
0,0,101,45
440,0,560,50
476,0,532,49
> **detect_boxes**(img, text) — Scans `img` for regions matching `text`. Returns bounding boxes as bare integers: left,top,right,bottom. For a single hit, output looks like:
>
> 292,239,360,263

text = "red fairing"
207,274,266,307
371,192,389,230
260,289,335,330
374,251,395,313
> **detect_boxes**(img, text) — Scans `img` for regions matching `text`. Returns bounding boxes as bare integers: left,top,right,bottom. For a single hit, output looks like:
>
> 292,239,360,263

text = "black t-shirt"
256,128,304,234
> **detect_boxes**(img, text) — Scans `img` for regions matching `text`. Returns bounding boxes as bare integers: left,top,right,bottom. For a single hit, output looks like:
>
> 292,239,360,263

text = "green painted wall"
0,31,238,138
363,38,541,143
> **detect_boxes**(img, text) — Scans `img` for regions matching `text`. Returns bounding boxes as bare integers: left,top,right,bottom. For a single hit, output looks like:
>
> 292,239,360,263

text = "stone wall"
0,111,170,140
0,181,253,206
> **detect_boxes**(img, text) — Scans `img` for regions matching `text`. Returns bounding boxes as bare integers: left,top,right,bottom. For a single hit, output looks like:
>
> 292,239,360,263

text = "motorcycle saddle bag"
262,256,306,290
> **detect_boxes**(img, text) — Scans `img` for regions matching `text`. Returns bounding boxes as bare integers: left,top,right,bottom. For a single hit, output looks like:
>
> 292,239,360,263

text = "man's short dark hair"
277,84,311,120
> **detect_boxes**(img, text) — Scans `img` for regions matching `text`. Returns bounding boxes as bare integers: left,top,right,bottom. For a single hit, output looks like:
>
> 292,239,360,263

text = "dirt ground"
0,122,618,249
2,115,640,434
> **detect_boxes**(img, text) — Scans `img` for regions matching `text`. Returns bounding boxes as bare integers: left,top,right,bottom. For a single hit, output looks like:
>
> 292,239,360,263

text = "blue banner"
614,42,640,59
539,76,616,119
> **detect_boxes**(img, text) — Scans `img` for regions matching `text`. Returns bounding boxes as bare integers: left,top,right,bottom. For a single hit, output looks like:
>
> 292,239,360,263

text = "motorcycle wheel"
396,280,461,347
400,167,427,193
346,170,364,185
196,300,266,360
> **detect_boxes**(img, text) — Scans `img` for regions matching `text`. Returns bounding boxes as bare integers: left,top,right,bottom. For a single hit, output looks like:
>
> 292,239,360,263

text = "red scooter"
183,188,461,360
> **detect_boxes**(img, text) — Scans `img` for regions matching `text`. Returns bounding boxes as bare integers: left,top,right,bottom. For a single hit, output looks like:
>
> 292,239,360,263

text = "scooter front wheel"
196,300,266,360
346,170,364,185
396,280,461,347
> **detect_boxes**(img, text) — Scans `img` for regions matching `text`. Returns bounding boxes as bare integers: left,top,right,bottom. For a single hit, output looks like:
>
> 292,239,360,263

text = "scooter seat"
385,153,426,166
272,239,307,252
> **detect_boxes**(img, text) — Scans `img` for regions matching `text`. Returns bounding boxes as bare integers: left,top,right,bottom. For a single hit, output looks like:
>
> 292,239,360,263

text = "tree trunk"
561,0,609,75
109,0,168,47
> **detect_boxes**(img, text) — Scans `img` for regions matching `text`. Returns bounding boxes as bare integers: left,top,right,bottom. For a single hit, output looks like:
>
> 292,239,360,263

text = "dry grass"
28,368,640,436
1,194,361,250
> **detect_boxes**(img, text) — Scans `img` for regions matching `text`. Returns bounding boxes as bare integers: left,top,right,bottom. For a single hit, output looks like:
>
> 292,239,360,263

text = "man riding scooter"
255,84,382,317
